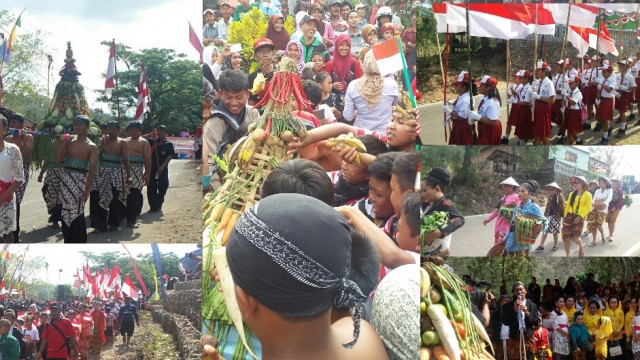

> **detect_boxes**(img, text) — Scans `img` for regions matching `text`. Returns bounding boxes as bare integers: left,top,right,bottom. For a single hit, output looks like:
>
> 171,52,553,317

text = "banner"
167,137,195,157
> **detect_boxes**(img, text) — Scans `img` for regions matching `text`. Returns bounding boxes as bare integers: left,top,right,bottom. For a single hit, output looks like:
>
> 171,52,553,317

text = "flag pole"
431,6,448,141
398,37,416,108
113,39,121,122
560,1,573,115
596,10,602,80
466,1,475,143
532,2,539,131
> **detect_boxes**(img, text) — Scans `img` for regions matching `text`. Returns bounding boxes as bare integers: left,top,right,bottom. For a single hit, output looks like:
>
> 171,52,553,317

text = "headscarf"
356,50,384,109
226,193,367,348
595,316,613,355
285,40,305,75
362,24,377,45
569,312,590,349
220,51,241,72
293,11,307,39
331,34,353,91
370,264,420,360
203,46,219,67
265,14,290,50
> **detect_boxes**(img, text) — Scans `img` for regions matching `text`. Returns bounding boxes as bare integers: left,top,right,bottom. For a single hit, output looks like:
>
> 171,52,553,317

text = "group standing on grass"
446,54,640,146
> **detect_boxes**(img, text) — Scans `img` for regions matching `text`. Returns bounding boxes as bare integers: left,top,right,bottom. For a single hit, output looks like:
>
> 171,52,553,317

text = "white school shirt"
566,68,579,78
517,83,532,104
600,75,618,99
453,92,470,120
510,84,522,103
478,96,500,121
533,77,555,102
621,70,636,92
565,87,582,110
553,73,570,100
581,68,593,87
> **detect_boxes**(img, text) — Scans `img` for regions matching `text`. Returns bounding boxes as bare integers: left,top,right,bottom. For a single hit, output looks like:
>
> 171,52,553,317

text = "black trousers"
90,189,124,230
127,188,143,224
62,216,87,243
147,170,169,211
49,204,62,222
13,203,20,242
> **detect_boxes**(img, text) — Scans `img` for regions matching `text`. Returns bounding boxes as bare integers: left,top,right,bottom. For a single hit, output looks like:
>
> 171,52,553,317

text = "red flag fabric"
568,25,618,57
134,60,150,123
107,265,121,289
121,275,139,301
188,22,204,62
105,40,116,98
122,244,149,297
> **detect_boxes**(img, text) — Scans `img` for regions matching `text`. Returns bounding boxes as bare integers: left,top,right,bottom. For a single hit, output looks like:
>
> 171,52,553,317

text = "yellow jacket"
584,309,602,335
596,316,613,357
564,190,592,219
625,310,635,342
562,306,578,326
604,307,625,341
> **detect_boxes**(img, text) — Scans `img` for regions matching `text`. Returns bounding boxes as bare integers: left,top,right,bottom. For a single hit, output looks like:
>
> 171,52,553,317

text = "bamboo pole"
431,7,448,141
466,1,476,143
506,40,511,120
113,38,121,122
560,1,573,120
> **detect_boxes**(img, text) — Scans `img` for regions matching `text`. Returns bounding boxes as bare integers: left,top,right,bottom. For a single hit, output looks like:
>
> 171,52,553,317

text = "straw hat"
570,176,588,187
500,177,519,187
597,176,611,187
544,182,562,191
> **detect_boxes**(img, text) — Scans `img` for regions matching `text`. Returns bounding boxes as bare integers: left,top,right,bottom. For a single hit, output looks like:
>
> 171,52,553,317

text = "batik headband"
235,207,367,348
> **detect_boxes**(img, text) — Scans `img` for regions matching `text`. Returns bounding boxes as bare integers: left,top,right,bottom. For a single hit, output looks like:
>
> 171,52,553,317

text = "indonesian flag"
0,279,7,295
107,265,121,290
72,269,82,289
100,267,110,292
121,275,139,301
568,24,619,58
372,38,404,77
188,21,204,62
105,40,116,98
434,3,556,39
134,60,150,123
543,4,599,28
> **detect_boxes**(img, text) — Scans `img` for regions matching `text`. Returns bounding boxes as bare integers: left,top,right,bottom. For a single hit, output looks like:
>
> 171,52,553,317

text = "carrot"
212,247,257,359
215,208,233,234
221,211,240,246
472,312,494,354
428,302,461,360
205,204,224,227
432,346,452,360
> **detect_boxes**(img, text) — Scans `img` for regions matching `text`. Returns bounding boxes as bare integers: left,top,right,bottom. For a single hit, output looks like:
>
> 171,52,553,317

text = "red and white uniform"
532,77,555,138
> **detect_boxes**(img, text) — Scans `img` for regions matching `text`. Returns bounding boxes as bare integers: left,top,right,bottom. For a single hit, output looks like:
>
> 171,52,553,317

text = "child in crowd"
105,307,116,345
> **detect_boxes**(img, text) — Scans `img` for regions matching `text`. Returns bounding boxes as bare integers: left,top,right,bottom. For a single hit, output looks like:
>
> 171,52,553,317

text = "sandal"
551,246,558,252
602,238,606,244
535,246,544,251
588,242,597,247
608,237,614,242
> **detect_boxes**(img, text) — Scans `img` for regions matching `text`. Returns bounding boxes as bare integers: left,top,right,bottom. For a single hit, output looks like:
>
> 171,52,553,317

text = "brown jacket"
544,192,566,219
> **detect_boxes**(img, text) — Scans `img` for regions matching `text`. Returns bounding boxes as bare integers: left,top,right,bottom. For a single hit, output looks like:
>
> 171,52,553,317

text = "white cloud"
6,0,202,110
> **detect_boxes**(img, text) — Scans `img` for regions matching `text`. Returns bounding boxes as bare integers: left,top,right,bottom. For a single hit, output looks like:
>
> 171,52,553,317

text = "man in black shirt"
527,276,542,305
501,282,539,360
145,125,175,213
118,296,139,347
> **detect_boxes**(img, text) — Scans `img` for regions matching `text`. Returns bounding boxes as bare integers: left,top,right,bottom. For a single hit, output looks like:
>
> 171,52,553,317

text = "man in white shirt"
615,59,636,138
595,64,617,145
214,2,234,45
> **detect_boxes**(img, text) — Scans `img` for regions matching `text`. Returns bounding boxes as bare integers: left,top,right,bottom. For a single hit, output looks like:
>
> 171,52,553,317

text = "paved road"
449,194,640,257
18,160,202,243
418,97,640,145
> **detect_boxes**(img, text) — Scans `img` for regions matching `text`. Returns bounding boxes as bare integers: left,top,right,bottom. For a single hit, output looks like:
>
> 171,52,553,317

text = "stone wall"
152,305,201,360
510,39,580,72
165,279,202,331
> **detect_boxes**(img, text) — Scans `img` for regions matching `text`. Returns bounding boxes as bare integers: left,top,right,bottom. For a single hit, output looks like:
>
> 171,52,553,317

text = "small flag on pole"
371,39,404,77
105,40,116,98
3,10,23,65
134,60,150,123
188,22,204,62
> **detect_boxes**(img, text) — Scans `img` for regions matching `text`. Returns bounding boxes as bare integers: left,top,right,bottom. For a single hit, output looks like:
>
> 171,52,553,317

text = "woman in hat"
504,180,546,255
532,61,555,145
468,75,502,145
483,176,520,245
588,176,612,245
536,182,565,253
564,74,584,145
443,71,474,145
562,176,591,255
606,178,624,242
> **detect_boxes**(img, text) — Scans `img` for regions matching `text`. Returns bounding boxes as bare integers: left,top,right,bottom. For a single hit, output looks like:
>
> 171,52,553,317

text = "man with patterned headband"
226,193,388,359
55,115,98,242
89,121,131,233
124,122,151,228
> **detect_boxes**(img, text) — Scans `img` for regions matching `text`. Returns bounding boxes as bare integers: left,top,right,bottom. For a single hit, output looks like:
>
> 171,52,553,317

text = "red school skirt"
636,78,640,102
508,103,520,127
476,120,502,145
552,99,564,125
616,91,633,113
448,119,473,145
515,104,533,140
533,100,552,138
583,85,597,106
564,108,583,135
596,97,614,121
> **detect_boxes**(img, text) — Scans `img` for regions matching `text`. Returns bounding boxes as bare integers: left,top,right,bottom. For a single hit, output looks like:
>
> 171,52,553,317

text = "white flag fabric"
105,41,116,98
134,61,150,123
121,275,139,301
543,4,599,28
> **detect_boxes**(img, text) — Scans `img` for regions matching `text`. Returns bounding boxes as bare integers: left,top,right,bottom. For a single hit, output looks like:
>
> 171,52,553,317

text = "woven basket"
514,214,544,246
498,203,517,220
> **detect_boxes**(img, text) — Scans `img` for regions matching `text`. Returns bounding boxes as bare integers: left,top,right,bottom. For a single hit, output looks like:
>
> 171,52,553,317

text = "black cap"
126,122,142,130
156,125,167,131
11,113,25,123
300,15,321,28
73,115,90,125
107,121,120,129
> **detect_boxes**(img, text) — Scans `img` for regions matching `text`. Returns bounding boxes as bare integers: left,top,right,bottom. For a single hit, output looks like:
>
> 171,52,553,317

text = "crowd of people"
0,107,177,243
0,295,140,360
491,274,640,360
445,54,640,146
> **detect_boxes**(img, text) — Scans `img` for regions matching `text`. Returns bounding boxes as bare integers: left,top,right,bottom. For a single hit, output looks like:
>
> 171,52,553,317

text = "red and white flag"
543,4,599,28
134,60,150,123
372,39,404,77
107,265,121,290
434,3,556,39
121,275,139,301
188,21,204,62
105,40,116,98
568,23,618,58
72,269,82,289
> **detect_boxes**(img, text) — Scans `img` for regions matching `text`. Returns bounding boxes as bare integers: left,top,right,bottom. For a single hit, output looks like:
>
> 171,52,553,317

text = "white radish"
212,247,257,359
427,304,461,360
472,312,494,354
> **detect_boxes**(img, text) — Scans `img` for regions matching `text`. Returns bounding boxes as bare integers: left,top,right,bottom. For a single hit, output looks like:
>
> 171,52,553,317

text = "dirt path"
89,311,179,360
20,159,202,243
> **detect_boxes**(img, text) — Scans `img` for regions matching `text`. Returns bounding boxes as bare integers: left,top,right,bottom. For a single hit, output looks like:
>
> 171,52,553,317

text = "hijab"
356,50,384,108
362,24,377,45
203,46,219,68
569,312,590,349
596,316,613,340
265,14,290,50
285,40,305,75
221,51,241,72
331,34,353,90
